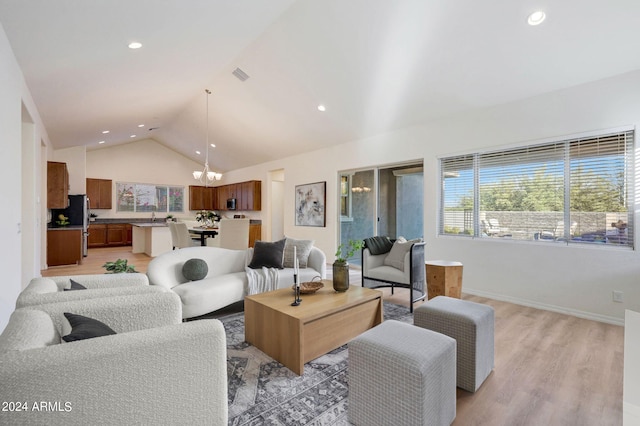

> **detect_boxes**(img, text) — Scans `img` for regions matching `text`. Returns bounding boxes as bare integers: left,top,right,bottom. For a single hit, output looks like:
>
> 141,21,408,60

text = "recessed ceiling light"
138,124,144,128
527,11,546,26
102,130,110,134
128,42,142,49
98,141,105,144
196,150,201,155
317,104,326,112
210,144,216,148
130,134,136,138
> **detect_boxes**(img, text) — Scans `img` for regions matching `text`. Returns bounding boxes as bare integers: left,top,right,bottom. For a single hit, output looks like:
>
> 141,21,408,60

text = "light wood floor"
42,246,153,276
42,247,623,425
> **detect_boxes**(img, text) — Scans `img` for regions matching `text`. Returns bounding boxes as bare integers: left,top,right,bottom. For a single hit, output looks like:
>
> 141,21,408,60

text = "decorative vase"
332,261,350,292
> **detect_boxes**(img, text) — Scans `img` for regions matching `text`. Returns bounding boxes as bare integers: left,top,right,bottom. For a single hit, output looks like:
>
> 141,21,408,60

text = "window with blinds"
439,129,634,248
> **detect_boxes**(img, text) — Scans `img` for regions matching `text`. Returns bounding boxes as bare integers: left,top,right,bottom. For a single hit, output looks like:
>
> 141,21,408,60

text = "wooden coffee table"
244,282,383,375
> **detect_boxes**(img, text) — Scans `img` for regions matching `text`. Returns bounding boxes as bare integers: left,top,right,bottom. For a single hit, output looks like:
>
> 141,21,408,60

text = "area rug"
222,302,413,426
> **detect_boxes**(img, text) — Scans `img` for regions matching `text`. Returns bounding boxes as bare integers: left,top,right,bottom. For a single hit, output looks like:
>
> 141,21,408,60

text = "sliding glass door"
339,162,423,266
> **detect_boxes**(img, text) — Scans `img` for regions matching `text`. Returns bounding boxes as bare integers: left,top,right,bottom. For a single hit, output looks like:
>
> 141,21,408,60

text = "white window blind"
439,129,634,248
440,155,474,236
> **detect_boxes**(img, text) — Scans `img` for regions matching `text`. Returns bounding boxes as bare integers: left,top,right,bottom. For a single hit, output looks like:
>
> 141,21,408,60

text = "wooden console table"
244,283,383,375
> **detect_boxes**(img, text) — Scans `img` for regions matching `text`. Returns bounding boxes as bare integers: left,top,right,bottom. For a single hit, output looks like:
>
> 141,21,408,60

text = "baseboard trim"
463,288,624,326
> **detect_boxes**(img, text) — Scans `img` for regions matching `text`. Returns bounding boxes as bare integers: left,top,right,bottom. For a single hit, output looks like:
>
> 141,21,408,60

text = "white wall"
0,23,50,331
54,146,87,194
221,70,640,324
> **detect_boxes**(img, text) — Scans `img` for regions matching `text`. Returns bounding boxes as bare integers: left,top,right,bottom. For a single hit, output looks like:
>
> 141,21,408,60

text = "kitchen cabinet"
47,162,69,209
86,178,113,209
249,223,262,248
107,224,127,246
47,229,82,266
215,185,230,210
88,224,107,248
191,180,261,211
88,223,132,248
239,181,262,211
189,185,216,211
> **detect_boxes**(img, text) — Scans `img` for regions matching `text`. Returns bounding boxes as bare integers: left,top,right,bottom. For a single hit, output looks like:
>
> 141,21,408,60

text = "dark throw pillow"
63,279,87,291
248,239,286,269
363,236,393,255
182,258,209,281
62,312,116,342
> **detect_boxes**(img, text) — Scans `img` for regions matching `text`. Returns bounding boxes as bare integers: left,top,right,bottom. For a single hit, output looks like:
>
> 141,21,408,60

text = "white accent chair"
0,292,228,425
16,274,160,309
207,218,250,250
361,237,426,313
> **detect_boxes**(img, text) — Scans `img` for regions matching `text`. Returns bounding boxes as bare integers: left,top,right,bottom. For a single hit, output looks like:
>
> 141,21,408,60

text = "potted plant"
195,210,220,228
56,214,69,226
89,212,98,222
102,259,137,274
165,214,175,223
333,239,363,292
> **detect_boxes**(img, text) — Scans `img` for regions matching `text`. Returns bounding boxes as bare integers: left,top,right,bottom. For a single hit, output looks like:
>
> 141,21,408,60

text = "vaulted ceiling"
2,0,640,172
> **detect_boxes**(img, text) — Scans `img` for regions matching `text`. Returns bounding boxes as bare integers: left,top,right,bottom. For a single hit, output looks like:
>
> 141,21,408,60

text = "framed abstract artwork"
295,181,326,227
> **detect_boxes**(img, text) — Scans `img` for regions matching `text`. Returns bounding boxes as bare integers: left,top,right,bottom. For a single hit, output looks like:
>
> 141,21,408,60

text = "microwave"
226,198,236,210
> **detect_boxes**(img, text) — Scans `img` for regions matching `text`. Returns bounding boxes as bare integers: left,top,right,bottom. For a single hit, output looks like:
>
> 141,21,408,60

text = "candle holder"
291,273,302,306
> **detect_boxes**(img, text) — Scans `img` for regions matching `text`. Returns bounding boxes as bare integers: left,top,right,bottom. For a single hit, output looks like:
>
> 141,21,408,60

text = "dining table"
189,227,218,246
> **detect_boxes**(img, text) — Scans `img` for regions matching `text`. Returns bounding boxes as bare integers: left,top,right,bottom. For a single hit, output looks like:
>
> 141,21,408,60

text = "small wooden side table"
425,260,463,300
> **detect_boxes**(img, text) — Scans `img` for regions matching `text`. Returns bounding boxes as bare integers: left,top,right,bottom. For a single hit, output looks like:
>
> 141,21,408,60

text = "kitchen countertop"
47,225,83,230
131,222,169,227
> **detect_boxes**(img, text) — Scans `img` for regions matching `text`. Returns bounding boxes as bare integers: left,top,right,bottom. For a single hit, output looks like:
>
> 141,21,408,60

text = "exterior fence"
443,210,629,242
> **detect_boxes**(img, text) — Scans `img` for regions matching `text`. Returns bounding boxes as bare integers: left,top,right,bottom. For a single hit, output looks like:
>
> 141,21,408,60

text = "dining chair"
206,218,250,250
169,222,198,249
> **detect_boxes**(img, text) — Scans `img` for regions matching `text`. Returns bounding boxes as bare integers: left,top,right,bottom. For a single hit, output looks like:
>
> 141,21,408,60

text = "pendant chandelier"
193,89,222,185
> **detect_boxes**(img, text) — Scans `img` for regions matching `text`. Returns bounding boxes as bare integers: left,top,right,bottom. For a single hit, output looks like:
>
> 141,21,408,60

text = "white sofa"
16,273,163,308
0,292,228,425
147,245,326,318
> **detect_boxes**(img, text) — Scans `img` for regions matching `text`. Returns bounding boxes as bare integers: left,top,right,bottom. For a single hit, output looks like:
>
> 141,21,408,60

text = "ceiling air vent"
232,67,250,82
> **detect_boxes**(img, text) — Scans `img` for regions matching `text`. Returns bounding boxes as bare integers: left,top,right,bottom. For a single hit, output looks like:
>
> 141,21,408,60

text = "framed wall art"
295,181,326,227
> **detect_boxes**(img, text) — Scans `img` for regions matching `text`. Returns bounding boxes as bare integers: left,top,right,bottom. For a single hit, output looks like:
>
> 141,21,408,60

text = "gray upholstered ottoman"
414,296,494,392
348,320,456,426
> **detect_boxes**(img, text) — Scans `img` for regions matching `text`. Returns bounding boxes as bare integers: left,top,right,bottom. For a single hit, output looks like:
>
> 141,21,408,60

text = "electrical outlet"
612,291,624,303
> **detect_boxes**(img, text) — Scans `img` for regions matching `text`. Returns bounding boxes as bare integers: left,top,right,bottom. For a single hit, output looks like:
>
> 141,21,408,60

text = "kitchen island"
131,223,172,257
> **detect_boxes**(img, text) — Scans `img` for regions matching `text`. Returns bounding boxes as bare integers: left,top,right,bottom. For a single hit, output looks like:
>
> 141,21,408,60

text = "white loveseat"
0,292,228,425
147,245,326,319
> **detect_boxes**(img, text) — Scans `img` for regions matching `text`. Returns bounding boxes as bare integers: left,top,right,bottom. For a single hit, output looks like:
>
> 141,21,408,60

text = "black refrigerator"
51,194,90,256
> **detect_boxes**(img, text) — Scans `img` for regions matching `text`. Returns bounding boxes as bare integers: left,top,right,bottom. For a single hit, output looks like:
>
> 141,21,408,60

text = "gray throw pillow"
248,239,286,269
383,237,416,271
283,237,314,268
64,279,87,291
62,312,116,342
182,258,209,281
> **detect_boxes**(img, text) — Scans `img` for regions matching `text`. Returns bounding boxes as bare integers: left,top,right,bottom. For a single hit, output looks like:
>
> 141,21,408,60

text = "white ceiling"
2,0,640,172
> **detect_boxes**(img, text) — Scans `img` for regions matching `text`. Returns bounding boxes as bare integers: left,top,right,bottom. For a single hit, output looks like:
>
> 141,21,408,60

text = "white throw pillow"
383,237,422,271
